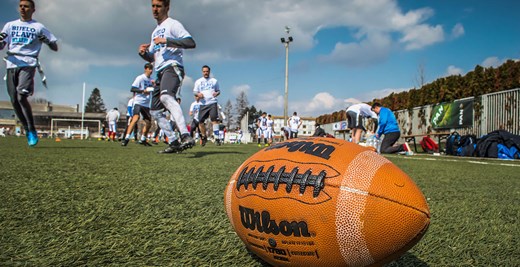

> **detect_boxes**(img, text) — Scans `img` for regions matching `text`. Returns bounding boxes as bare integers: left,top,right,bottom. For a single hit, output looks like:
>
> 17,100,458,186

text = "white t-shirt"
131,74,153,107
193,77,220,105
1,19,57,69
189,101,201,121
148,17,191,71
106,109,120,122
267,118,274,129
258,116,268,130
347,103,378,119
289,115,301,132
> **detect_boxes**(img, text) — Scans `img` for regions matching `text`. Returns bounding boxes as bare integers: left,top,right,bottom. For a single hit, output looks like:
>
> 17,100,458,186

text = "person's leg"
151,110,184,153
380,132,403,154
7,67,38,146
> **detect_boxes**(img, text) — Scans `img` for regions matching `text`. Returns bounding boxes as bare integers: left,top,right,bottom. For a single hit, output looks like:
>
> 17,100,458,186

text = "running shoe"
27,131,38,147
138,140,153,147
180,134,195,150
159,140,182,154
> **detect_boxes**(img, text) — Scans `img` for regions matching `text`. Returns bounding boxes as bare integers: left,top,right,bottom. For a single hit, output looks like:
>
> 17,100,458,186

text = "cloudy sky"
1,0,519,117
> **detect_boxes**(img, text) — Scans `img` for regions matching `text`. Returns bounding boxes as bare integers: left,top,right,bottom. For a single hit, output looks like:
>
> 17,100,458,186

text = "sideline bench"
402,132,451,152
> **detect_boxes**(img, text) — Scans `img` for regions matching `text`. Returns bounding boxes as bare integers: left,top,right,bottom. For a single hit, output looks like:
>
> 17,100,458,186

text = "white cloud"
451,23,465,38
446,65,464,76
481,57,502,68
231,84,251,96
319,32,392,66
400,24,444,50
254,90,285,112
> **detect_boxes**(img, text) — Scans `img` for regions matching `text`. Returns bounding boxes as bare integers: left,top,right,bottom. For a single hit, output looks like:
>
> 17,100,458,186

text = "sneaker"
403,142,411,152
27,131,38,147
265,144,269,147
121,139,129,146
258,144,262,147
403,142,414,156
201,136,208,147
159,140,182,154
138,140,153,147
180,134,195,150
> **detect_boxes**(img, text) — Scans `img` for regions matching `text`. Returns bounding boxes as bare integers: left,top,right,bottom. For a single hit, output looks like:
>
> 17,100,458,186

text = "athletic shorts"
108,122,117,132
347,111,363,129
151,65,184,111
190,119,199,130
132,104,151,121
198,103,219,122
7,67,36,98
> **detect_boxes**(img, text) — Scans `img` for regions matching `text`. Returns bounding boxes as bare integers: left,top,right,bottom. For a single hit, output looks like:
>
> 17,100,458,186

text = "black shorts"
132,104,151,121
198,103,219,122
347,111,363,129
190,119,199,129
151,65,184,111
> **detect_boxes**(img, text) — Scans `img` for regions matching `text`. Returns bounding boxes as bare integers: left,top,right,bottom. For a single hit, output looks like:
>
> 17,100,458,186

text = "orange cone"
55,137,61,142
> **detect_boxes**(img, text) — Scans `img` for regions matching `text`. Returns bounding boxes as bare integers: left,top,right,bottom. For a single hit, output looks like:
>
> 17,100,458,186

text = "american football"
224,137,430,267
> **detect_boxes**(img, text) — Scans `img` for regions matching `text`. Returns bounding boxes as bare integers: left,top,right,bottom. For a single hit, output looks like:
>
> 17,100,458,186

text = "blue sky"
1,0,519,118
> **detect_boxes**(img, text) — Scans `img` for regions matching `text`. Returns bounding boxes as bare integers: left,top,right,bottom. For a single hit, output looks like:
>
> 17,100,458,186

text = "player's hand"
145,87,154,93
38,34,50,44
138,44,150,55
0,32,7,42
153,37,166,45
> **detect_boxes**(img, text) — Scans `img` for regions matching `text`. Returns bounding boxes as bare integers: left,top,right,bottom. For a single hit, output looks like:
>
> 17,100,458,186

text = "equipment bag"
420,136,439,153
445,132,460,155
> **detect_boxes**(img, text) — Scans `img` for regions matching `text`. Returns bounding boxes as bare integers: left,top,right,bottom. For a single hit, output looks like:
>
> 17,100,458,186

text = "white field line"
385,154,520,168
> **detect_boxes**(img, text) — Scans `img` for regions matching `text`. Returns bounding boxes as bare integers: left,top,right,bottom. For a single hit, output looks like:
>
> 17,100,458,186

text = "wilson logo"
239,206,311,237
265,140,335,160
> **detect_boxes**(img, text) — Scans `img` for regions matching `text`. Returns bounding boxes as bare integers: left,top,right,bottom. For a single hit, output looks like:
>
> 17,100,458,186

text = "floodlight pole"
281,31,293,126
81,82,85,140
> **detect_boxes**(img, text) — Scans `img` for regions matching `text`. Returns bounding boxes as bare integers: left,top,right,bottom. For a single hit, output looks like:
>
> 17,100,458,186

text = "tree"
85,88,107,113
235,91,249,123
223,99,235,129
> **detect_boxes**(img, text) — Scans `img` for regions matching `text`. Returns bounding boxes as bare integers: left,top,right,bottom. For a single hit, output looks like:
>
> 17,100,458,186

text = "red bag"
420,136,439,153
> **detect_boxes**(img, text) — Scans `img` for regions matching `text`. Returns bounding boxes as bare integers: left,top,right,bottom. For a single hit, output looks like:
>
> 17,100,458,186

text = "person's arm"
0,32,7,50
130,86,141,93
166,37,196,49
38,28,58,51
153,36,196,49
213,80,220,97
377,110,387,137
138,44,154,62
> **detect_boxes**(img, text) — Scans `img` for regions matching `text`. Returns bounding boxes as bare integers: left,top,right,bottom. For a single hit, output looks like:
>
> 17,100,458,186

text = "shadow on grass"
35,146,107,149
186,151,248,158
248,251,429,267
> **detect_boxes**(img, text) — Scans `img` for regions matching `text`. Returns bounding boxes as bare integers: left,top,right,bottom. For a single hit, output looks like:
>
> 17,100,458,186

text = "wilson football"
224,137,430,267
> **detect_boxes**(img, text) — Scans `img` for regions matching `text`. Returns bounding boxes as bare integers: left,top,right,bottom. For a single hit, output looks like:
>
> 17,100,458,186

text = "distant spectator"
346,103,378,144
105,108,120,141
312,123,326,137
371,103,411,154
288,112,302,139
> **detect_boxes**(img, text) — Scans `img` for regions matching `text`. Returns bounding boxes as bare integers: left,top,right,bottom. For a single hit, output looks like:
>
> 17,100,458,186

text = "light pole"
280,26,293,126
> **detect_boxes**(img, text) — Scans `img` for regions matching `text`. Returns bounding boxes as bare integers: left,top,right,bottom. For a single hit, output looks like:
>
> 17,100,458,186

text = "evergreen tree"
223,99,235,129
85,88,107,113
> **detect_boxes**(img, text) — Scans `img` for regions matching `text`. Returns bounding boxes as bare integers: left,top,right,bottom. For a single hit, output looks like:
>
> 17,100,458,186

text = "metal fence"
324,88,520,140
395,88,519,137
